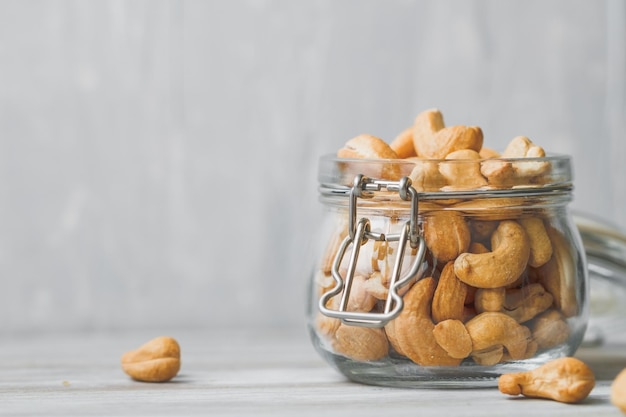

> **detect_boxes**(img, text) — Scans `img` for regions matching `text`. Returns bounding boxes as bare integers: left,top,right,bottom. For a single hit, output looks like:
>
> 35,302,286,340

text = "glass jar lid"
318,153,573,201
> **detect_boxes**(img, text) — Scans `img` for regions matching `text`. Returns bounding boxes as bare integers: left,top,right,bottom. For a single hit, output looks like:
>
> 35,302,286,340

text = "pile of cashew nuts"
315,109,579,367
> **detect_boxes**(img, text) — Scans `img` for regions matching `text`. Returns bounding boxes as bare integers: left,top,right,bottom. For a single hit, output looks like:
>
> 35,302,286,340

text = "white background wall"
0,0,624,334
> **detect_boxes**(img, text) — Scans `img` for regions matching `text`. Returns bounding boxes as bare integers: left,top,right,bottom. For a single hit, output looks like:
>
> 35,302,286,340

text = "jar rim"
318,153,573,199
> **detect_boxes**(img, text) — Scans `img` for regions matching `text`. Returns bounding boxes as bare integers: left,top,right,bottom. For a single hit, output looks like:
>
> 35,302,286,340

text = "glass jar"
307,154,588,388
575,214,626,347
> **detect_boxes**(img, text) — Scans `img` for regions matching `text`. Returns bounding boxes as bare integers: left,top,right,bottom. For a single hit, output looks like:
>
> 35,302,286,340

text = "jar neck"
319,184,574,213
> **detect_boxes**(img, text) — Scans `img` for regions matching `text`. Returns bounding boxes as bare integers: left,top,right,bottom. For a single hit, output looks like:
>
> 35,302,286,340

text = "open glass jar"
308,154,588,388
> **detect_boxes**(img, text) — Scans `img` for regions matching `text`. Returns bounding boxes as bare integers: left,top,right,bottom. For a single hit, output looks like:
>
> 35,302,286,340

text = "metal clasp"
318,175,426,328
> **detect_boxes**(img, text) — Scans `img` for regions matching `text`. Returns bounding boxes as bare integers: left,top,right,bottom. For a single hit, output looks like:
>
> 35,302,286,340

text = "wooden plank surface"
1,328,624,416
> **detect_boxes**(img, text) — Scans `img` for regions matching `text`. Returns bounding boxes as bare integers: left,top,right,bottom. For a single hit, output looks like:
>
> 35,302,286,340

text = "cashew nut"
424,211,471,263
475,287,506,313
531,309,570,349
336,134,401,180
469,241,490,255
439,149,488,191
503,136,549,178
384,318,405,356
475,283,553,323
498,357,595,403
501,339,538,362
411,109,483,159
408,159,447,192
465,312,531,361
334,324,389,361
316,274,378,343
363,271,388,300
315,270,335,297
121,336,181,382
363,271,411,301
538,226,578,317
390,126,416,158
481,136,549,187
389,277,462,366
344,274,378,313
481,159,516,188
337,133,399,160
472,345,504,366
432,261,468,323
520,217,553,268
503,283,553,323
479,147,500,159
411,109,445,158
611,368,626,413
433,319,472,359
428,126,484,160
454,221,530,288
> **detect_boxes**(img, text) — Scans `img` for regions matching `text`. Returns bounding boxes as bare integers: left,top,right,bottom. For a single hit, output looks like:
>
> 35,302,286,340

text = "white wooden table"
1,327,624,416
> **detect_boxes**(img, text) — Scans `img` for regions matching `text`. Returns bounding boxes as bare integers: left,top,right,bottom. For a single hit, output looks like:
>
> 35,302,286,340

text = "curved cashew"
499,357,595,403
520,217,553,268
336,134,401,180
408,160,447,192
432,261,468,323
428,126,484,160
344,274,378,313
465,312,531,361
503,283,553,323
475,283,553,323
481,160,515,188
384,318,405,356
315,312,341,339
454,220,530,288
424,211,471,262
337,133,399,160
501,339,538,362
531,309,570,349
475,288,506,313
463,243,487,306
411,109,483,159
390,277,462,366
538,226,578,318
390,126,416,158
440,149,488,191
481,136,549,187
433,319,472,359
334,324,389,361
411,109,445,158
503,136,549,178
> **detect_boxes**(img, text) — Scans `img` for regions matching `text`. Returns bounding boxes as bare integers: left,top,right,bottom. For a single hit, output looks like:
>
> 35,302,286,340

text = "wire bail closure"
318,174,426,328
